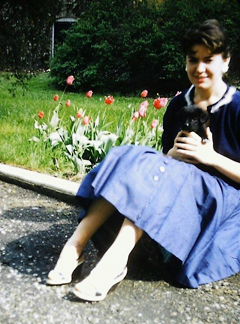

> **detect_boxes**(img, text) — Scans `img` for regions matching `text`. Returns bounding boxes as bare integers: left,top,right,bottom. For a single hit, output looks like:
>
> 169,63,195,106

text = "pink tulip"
105,95,115,105
175,91,182,96
150,119,159,128
38,111,44,119
66,75,75,85
138,100,149,118
82,116,91,125
86,90,93,98
141,90,148,98
53,94,59,101
76,112,82,118
141,100,149,108
153,97,168,109
139,105,147,118
132,111,139,121
66,99,71,107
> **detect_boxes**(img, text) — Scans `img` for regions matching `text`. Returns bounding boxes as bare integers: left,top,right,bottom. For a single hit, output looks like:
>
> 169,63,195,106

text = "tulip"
141,100,149,108
76,112,82,118
141,90,148,98
105,95,115,105
82,116,91,125
86,90,93,98
139,105,147,118
153,97,168,109
66,75,75,85
66,99,71,107
150,119,159,128
132,111,139,121
53,94,59,101
38,111,44,119
175,91,182,96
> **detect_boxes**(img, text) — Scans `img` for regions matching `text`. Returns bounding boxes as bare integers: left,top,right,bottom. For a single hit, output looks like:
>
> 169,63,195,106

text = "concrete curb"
0,163,80,205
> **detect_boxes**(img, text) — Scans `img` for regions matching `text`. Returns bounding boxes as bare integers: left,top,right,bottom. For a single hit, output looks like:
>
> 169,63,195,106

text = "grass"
0,72,166,179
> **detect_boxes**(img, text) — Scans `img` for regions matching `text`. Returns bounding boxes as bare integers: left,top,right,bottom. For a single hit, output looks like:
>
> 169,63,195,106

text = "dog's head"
177,105,209,133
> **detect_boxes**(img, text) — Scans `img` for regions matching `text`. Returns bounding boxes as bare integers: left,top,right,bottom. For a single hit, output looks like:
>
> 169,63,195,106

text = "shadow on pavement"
0,206,180,288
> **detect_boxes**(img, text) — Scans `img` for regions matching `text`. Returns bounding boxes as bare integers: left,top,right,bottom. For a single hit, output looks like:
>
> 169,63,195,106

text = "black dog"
177,104,209,142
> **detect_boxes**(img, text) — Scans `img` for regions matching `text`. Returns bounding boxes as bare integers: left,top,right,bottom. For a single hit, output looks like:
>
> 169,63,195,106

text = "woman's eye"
188,58,198,63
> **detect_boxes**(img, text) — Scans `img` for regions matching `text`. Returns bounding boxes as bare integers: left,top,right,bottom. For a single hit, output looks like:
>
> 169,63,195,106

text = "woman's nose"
196,62,206,73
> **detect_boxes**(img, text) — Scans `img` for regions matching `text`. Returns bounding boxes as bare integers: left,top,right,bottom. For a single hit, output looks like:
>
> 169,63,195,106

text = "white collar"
184,85,236,113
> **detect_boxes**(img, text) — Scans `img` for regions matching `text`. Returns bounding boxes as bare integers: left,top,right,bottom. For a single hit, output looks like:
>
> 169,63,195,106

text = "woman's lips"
195,76,207,83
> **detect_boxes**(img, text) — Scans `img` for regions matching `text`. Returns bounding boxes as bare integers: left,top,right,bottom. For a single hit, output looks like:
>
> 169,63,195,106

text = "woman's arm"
167,127,240,184
211,153,240,184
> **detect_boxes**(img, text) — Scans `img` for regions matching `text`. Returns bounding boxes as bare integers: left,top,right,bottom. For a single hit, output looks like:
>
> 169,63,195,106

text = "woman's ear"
222,57,230,73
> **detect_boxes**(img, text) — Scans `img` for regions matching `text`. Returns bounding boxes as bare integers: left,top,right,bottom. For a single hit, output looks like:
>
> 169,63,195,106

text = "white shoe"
73,266,128,301
46,253,84,285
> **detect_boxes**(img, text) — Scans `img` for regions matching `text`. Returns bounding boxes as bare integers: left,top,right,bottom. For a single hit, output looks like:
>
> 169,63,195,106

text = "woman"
47,19,240,301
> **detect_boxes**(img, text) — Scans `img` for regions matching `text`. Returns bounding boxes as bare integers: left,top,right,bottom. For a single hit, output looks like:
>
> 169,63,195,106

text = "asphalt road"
0,180,239,324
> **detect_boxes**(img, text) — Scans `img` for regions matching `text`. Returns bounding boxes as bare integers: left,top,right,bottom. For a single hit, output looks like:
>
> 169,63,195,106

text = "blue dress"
76,85,240,288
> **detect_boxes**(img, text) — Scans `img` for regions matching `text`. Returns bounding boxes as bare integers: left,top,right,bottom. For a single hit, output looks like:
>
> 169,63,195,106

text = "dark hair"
182,19,230,59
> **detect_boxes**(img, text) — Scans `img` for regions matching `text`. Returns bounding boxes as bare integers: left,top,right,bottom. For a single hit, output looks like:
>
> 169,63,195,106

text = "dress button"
159,166,165,172
154,175,159,181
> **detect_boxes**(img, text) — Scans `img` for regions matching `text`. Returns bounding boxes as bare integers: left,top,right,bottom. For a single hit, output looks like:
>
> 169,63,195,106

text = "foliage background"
50,0,240,95
0,0,93,72
0,0,239,95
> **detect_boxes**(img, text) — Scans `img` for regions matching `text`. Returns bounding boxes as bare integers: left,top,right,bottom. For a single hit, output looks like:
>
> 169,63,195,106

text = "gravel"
0,180,239,324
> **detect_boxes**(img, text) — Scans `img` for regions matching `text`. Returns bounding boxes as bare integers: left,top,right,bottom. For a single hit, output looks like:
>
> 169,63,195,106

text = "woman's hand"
167,127,218,166
167,127,240,184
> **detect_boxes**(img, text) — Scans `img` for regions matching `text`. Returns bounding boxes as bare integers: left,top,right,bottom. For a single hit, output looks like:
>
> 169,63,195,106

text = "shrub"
50,0,164,95
50,0,240,95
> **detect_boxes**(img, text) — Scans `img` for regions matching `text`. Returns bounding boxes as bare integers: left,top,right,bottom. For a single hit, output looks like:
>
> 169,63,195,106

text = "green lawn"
0,72,166,179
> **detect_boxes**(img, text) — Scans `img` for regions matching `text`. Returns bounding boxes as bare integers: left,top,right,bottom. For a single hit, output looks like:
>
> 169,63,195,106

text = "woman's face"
186,44,229,91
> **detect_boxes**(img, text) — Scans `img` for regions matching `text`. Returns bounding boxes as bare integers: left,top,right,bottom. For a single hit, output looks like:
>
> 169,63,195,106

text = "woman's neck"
193,81,227,110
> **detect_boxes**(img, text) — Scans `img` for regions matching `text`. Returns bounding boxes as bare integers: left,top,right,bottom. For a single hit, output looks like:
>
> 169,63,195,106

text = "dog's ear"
176,106,187,120
200,111,209,124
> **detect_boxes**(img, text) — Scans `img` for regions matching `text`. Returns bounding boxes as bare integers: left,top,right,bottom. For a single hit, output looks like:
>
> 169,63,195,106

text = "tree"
0,0,65,72
50,0,240,95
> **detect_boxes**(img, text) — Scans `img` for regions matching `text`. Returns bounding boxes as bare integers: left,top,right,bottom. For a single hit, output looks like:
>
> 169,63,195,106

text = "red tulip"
150,119,159,128
38,111,44,119
66,99,71,107
53,94,59,101
105,95,115,105
82,116,91,125
141,90,148,98
153,97,168,109
76,112,82,118
66,75,75,85
86,90,93,98
132,111,139,121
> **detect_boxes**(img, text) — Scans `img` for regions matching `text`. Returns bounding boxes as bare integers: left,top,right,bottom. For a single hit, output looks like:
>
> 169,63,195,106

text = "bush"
0,0,65,72
50,0,164,95
50,0,240,95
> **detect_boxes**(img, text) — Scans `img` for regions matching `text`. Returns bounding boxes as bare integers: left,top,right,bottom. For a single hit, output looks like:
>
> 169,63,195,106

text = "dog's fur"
177,104,209,142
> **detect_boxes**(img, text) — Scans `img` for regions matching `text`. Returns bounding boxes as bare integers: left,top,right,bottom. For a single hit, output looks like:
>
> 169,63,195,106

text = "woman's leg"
91,217,143,276
73,218,143,300
47,197,117,284
64,197,117,254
